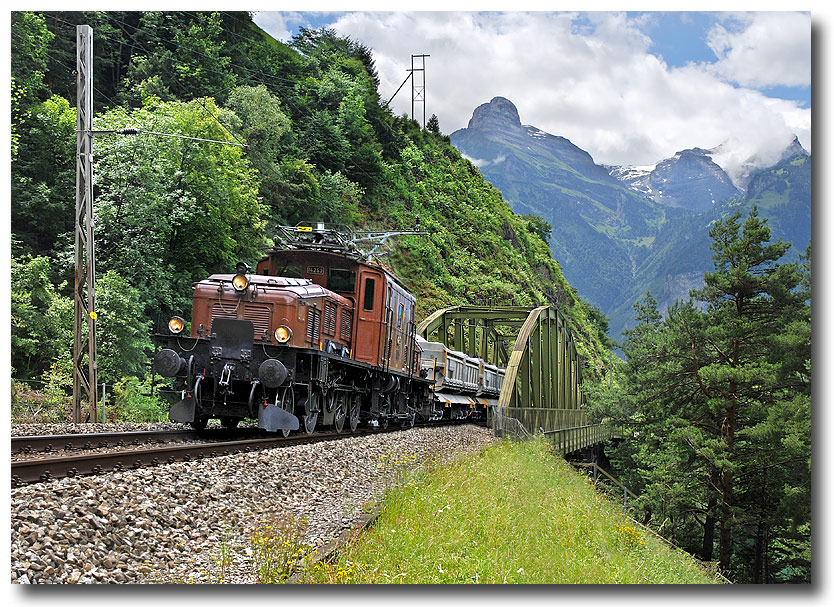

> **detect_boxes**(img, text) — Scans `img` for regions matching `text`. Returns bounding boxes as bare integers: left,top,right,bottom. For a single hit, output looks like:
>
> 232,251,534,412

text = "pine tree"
426,113,441,135
689,206,807,576
613,207,811,581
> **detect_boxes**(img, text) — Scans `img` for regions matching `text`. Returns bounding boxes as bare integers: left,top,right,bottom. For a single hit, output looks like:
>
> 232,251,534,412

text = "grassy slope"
324,438,722,584
366,134,611,371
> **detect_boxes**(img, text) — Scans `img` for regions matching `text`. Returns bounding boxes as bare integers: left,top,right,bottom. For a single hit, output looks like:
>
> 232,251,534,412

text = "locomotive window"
278,264,303,278
363,278,376,311
328,269,356,293
397,303,404,328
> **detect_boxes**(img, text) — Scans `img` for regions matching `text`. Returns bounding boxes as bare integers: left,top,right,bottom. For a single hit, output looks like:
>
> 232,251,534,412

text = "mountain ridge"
450,96,810,337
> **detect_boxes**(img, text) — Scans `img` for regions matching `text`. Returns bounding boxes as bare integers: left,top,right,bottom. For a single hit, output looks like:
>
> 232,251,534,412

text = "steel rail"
10,423,449,486
12,429,202,454
9,427,281,455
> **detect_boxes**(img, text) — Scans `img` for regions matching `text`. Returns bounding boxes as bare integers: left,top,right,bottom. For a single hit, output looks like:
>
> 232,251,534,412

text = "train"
152,223,505,434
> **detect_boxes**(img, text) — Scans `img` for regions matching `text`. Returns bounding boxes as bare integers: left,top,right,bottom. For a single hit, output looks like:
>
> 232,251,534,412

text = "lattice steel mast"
73,24,97,423
410,54,430,128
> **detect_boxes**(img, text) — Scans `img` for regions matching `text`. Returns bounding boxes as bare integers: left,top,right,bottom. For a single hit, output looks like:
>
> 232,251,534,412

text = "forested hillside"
10,11,612,412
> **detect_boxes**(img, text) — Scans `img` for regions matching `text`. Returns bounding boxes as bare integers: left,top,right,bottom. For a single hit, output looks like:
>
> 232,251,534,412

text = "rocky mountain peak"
781,136,809,161
467,96,522,130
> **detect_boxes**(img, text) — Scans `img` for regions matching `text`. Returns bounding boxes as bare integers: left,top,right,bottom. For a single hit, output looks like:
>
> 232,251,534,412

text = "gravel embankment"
11,424,495,584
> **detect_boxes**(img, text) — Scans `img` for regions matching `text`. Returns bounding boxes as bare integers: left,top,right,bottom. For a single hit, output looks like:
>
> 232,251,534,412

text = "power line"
90,127,247,147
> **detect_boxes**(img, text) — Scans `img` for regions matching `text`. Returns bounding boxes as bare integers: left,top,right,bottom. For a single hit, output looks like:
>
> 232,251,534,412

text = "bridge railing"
541,422,618,456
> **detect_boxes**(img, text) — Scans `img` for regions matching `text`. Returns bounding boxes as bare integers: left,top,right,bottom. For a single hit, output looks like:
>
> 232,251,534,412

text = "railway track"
10,423,449,486
11,427,262,455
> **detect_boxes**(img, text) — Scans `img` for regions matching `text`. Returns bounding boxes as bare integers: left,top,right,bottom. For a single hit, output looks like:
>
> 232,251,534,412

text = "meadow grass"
311,437,722,584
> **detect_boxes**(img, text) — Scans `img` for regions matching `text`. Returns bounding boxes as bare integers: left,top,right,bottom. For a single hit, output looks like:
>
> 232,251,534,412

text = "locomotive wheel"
276,385,295,438
332,392,347,433
303,390,320,435
349,395,360,432
191,415,208,431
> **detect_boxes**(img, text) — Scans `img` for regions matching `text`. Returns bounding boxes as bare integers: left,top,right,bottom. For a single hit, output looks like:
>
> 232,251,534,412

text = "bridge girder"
418,305,611,454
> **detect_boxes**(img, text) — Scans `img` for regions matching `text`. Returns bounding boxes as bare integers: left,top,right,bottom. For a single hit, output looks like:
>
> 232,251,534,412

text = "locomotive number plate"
307,266,325,275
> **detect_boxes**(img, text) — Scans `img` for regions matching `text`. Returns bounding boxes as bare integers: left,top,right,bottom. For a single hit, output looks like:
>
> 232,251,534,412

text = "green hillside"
10,11,611,401
310,438,723,584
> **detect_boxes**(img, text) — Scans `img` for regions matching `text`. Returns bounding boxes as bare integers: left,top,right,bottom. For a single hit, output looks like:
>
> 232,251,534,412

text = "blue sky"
253,10,811,183
636,12,810,107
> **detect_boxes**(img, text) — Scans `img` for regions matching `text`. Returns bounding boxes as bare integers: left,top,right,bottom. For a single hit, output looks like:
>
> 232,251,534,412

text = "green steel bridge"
417,305,616,455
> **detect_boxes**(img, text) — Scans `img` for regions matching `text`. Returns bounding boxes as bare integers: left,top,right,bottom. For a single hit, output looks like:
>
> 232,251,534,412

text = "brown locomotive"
153,224,437,434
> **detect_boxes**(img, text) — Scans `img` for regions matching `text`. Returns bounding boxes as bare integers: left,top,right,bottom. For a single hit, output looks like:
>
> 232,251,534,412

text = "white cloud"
458,149,506,168
251,12,297,42
261,11,810,178
706,12,811,88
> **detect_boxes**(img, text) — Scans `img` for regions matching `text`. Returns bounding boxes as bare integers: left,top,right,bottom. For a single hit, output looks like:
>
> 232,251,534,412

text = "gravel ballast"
11,424,495,584
12,422,194,437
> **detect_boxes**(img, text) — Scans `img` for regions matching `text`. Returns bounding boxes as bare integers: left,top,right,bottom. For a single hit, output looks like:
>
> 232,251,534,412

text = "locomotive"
152,223,504,434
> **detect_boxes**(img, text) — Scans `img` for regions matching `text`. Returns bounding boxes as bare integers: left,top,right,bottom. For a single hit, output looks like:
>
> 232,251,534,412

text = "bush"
111,375,169,422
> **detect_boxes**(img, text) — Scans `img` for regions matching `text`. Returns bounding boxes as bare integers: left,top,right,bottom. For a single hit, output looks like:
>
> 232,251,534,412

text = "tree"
223,85,296,226
170,12,236,101
11,255,73,381
95,270,153,384
119,12,236,105
11,95,76,259
689,206,807,576
522,214,552,243
426,113,441,135
11,12,53,158
92,96,267,321
610,208,811,582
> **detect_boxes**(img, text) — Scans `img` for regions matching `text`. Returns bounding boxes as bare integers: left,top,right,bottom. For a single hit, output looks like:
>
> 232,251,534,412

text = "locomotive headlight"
168,316,185,334
232,273,249,292
274,326,293,343
232,261,251,292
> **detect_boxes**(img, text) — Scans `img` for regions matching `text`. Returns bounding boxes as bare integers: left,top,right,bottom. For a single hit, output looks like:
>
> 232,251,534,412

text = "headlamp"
233,261,251,292
232,273,249,292
274,326,293,343
168,316,185,334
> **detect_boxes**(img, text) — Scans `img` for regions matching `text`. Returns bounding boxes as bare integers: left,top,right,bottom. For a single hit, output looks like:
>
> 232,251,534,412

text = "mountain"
732,151,811,260
608,147,741,213
451,97,811,338
607,151,811,335
450,97,665,316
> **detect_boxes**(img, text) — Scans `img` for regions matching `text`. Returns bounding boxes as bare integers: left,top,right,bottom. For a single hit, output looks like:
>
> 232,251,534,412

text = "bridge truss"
417,305,615,455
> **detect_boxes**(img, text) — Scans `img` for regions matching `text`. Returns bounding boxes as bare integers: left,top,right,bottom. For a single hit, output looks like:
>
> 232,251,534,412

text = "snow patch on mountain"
525,125,549,139
606,164,657,197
